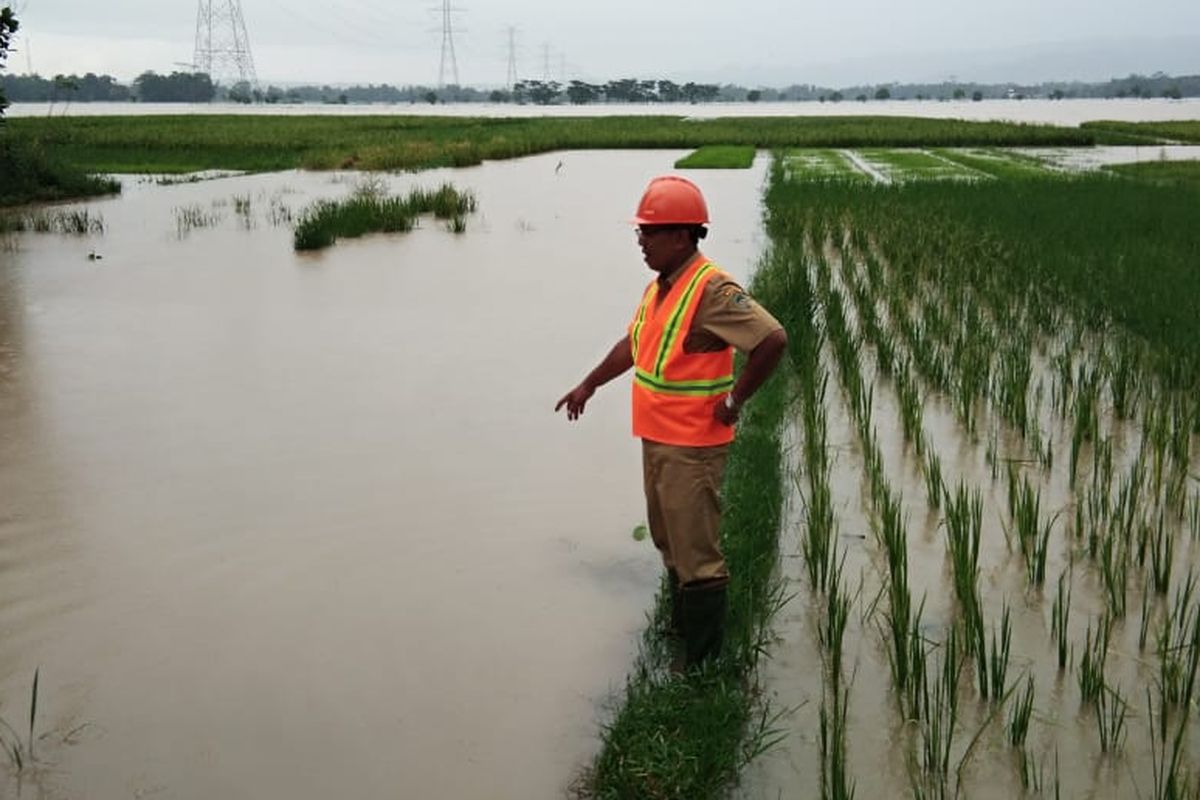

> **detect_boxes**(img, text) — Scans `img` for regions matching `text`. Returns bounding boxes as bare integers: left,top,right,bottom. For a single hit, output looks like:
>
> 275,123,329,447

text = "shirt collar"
657,251,705,293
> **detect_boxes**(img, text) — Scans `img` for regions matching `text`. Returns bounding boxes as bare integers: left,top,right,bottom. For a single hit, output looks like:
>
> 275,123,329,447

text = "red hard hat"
632,175,710,225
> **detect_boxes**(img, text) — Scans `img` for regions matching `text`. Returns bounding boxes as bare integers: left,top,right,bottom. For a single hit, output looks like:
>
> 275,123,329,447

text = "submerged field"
732,160,1200,798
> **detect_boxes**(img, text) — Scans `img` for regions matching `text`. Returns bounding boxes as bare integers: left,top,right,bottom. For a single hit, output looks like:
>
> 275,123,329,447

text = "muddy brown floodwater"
0,151,768,798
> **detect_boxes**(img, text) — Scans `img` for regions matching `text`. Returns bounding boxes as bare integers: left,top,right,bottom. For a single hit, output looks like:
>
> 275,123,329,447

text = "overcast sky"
6,0,1200,87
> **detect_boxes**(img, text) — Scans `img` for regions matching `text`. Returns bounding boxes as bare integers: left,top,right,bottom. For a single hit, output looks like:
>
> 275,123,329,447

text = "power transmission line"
193,0,258,88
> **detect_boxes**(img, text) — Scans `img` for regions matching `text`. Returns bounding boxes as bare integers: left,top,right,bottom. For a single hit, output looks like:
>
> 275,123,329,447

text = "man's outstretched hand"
555,383,595,421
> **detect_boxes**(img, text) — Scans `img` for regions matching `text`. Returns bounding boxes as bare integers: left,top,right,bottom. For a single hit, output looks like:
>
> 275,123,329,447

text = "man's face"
637,225,689,274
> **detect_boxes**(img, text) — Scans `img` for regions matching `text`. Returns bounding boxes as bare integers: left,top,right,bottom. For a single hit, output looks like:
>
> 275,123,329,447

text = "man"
555,175,787,670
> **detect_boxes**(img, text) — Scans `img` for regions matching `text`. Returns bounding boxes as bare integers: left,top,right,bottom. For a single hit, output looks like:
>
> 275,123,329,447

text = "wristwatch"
724,394,740,411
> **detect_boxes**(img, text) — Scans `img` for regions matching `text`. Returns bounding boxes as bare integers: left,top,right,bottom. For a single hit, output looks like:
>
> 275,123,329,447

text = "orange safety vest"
628,255,735,447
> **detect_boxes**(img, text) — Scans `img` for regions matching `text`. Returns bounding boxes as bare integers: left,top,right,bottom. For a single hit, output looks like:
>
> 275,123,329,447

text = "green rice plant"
1100,531,1129,619
1010,475,1055,586
914,628,962,798
0,668,40,772
1052,569,1073,670
802,475,835,593
1019,747,1048,794
1096,682,1128,754
819,548,852,681
943,482,983,650
1078,615,1111,706
1156,571,1200,710
894,358,924,447
1006,673,1035,748
1148,685,1200,800
1141,578,1155,652
1151,511,1175,595
1106,338,1141,419
922,445,943,510
978,602,1012,704
819,685,857,800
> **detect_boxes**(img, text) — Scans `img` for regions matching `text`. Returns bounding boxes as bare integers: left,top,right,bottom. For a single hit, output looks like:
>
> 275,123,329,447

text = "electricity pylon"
193,0,258,89
437,0,460,88
505,26,518,89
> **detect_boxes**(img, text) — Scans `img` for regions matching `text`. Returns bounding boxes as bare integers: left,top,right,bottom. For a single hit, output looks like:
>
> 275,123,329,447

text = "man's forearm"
582,336,634,390
730,329,788,406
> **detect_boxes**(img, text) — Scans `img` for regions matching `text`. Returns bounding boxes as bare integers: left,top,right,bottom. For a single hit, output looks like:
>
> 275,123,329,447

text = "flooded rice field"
0,151,768,798
737,171,1200,798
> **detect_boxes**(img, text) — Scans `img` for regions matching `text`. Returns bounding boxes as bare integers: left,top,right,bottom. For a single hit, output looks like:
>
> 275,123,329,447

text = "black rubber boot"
680,582,727,669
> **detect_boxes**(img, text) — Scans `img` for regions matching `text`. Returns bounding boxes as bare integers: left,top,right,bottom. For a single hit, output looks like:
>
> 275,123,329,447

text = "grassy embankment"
293,182,476,250
754,161,1200,797
5,115,1096,175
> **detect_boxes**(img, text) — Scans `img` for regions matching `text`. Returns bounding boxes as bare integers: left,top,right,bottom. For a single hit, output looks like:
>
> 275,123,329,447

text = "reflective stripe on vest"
628,256,735,446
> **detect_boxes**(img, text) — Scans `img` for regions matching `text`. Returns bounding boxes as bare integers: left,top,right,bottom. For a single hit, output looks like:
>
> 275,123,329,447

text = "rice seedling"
1152,512,1176,595
1148,685,1200,800
802,475,835,593
1007,673,1035,747
819,685,857,800
943,482,984,649
922,445,943,511
1078,615,1111,706
0,668,40,772
978,602,1012,703
1096,682,1128,754
1019,747,1049,794
913,628,963,798
1010,475,1055,586
1100,532,1129,619
820,548,853,681
1052,569,1073,670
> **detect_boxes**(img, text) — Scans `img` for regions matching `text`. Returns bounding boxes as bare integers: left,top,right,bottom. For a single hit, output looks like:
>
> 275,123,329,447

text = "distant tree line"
2,69,1197,107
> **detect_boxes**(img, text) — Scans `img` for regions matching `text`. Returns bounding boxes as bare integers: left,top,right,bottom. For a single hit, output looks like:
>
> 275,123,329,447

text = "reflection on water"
0,152,768,798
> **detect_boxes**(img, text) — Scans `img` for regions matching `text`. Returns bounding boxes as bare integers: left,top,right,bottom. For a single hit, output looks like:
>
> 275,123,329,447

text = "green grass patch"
5,115,1096,175
674,145,756,169
293,181,476,250
1082,120,1200,144
0,132,120,206
782,149,869,182
1105,159,1200,186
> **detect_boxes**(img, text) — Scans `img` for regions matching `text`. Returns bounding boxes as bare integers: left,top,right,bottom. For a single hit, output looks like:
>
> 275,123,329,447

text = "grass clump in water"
674,145,756,169
293,182,476,251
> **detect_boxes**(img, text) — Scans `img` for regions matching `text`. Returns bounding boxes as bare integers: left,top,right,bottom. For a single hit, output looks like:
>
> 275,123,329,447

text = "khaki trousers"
641,439,729,585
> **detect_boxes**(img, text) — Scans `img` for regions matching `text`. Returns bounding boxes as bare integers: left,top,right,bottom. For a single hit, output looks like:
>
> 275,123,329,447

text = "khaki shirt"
656,254,782,355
